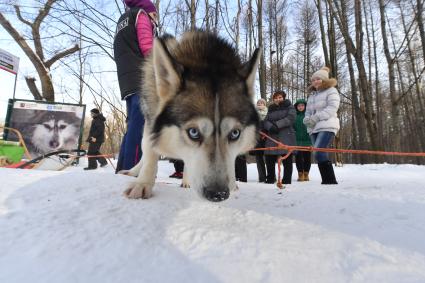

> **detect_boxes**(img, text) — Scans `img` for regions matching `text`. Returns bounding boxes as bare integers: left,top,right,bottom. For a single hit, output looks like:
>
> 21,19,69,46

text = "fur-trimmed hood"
307,78,338,92
304,80,340,135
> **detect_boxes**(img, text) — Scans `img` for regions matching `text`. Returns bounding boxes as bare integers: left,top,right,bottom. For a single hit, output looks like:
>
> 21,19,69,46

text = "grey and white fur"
122,31,261,202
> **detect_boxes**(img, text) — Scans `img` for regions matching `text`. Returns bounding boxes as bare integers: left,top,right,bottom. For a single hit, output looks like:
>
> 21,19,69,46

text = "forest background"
1,0,424,164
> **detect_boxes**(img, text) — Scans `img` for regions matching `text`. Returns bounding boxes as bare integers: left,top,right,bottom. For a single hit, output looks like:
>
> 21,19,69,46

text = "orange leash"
254,131,425,189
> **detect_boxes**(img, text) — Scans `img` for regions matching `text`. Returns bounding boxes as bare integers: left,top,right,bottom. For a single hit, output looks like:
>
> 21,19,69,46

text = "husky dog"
9,109,81,156
123,31,261,202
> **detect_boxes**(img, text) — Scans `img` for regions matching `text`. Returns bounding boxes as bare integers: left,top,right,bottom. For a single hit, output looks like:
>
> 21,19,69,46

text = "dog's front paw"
124,182,154,199
180,181,190,189
118,170,132,176
118,167,141,177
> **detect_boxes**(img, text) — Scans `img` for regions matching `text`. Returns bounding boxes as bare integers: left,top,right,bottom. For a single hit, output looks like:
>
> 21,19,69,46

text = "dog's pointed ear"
239,47,261,98
152,38,182,101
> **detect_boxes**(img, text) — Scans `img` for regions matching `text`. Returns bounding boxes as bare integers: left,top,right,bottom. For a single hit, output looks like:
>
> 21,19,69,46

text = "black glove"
269,123,279,134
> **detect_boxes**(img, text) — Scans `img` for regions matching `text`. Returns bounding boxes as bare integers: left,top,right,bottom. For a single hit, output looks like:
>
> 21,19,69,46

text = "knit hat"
311,66,330,81
124,0,157,13
256,98,266,106
90,108,100,114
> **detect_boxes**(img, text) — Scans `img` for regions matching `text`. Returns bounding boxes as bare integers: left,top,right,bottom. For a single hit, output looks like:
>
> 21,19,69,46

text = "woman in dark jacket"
84,108,108,170
263,91,296,184
294,99,312,181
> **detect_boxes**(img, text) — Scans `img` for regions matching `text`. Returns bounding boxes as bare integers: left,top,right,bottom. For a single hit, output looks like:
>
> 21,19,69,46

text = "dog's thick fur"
123,31,261,202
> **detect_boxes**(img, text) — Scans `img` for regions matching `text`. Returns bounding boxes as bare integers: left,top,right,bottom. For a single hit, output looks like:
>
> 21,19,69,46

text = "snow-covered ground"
1,160,425,283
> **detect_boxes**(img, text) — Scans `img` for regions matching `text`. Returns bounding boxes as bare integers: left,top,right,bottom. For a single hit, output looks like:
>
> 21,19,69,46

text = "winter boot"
318,161,338,185
303,171,310,181
297,172,304,182
169,172,183,179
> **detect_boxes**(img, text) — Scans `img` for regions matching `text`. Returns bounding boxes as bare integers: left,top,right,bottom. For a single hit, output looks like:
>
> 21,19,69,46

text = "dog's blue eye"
229,129,240,141
59,125,67,130
187,128,201,140
43,124,52,130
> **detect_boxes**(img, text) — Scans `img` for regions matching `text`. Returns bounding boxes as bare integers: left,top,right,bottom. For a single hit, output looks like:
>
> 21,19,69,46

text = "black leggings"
295,151,311,172
255,152,266,182
265,154,293,184
235,155,247,182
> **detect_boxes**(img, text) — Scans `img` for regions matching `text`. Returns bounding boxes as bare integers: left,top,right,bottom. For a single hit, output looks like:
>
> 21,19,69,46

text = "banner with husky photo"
4,99,86,158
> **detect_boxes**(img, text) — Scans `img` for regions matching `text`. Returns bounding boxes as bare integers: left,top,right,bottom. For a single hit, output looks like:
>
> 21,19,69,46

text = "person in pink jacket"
114,0,157,172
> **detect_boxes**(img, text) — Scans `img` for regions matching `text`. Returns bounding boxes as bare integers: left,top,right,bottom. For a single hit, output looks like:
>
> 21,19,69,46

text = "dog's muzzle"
202,185,230,202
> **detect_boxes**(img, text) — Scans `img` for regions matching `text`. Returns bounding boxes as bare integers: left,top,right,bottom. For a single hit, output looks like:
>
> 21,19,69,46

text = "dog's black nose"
203,186,230,202
49,140,59,148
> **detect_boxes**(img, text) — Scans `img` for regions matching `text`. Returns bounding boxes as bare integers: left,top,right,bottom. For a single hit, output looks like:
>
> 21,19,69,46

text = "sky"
1,161,425,282
0,0,123,123
0,48,34,122
0,28,93,122
0,0,284,123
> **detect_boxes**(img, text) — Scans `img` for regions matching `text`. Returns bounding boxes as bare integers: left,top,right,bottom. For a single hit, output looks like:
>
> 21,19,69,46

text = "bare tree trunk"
248,0,253,58
214,0,219,34
315,0,330,67
257,0,266,99
205,0,210,31
235,0,241,52
0,2,79,102
346,50,364,163
368,0,384,153
328,0,379,153
268,2,273,93
399,2,425,152
322,1,337,78
378,0,400,152
185,0,197,31
296,44,300,98
394,53,421,163
416,0,425,61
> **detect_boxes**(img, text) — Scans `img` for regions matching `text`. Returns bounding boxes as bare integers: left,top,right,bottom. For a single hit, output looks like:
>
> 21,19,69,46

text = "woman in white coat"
303,67,339,184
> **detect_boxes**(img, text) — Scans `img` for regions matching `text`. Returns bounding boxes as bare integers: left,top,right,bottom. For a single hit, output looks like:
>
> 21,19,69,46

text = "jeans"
116,93,145,172
310,131,335,163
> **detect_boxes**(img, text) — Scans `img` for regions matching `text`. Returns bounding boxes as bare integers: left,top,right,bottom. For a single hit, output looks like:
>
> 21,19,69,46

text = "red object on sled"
4,161,33,169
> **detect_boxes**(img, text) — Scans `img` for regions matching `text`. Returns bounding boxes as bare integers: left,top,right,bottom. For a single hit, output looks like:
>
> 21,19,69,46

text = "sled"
1,126,86,170
0,126,32,167
15,149,87,170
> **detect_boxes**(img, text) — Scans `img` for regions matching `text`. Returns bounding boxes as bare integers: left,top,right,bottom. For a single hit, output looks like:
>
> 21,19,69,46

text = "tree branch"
45,44,80,68
13,5,32,27
0,12,46,73
25,77,43,101
32,0,57,61
394,65,425,105
34,0,57,29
